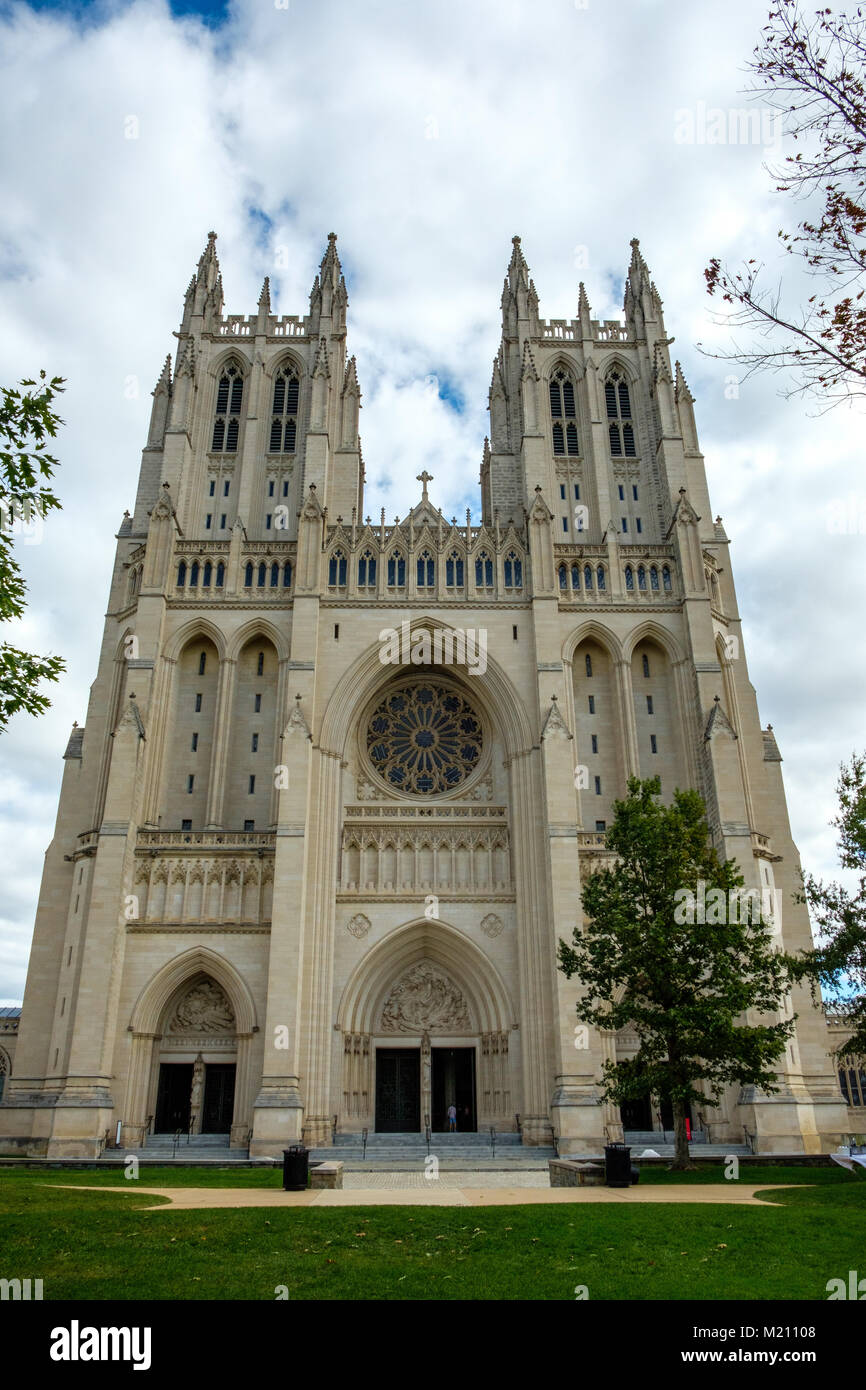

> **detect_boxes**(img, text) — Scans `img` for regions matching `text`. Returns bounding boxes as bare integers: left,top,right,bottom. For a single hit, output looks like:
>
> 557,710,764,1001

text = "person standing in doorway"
447,1103,457,1132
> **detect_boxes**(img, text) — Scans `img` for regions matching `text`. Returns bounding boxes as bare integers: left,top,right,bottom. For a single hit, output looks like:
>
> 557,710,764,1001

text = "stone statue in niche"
189,1052,205,1134
421,1030,432,1123
167,978,235,1034
380,961,471,1033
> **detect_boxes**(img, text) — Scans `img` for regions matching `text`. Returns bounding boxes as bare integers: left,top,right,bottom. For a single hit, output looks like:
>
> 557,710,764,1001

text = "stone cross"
416,470,433,501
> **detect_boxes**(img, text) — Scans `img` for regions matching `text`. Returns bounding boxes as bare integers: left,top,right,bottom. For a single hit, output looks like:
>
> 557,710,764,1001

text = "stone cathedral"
0,232,850,1159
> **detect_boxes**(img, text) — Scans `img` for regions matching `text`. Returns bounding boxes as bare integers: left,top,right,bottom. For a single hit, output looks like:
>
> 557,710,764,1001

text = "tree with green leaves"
0,371,66,733
795,752,866,1056
558,777,795,1168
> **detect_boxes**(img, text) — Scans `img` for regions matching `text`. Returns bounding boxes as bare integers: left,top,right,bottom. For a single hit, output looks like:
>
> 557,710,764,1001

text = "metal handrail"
489,1125,496,1158
361,1127,368,1160
172,1128,182,1158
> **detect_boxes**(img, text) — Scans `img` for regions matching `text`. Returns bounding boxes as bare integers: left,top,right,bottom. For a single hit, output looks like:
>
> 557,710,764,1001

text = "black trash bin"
282,1144,308,1191
604,1142,632,1188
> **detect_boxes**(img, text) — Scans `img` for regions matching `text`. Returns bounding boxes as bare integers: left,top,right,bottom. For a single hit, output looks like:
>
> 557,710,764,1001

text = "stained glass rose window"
366,681,483,794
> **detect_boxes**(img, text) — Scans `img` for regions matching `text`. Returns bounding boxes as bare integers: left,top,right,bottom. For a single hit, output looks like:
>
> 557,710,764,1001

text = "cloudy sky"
0,0,863,1002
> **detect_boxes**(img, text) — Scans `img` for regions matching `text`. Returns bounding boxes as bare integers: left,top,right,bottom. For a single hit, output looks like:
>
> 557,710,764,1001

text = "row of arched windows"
327,549,523,590
558,563,607,592
244,561,293,589
549,365,638,459
557,562,671,594
624,564,672,593
177,560,226,587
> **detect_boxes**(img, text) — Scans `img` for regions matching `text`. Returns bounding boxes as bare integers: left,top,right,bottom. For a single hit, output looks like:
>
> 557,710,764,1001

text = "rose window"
366,681,483,794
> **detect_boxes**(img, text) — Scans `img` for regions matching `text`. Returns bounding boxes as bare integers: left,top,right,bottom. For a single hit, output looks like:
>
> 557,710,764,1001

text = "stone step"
336,1132,523,1147
623,1131,710,1145
311,1147,557,1163
561,1143,752,1160
100,1150,255,1162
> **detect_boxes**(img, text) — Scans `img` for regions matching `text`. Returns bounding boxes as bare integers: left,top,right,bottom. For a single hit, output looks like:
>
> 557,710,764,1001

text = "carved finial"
416,470,433,500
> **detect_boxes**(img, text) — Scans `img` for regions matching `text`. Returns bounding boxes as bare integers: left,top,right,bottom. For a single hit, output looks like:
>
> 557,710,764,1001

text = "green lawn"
1,1166,863,1300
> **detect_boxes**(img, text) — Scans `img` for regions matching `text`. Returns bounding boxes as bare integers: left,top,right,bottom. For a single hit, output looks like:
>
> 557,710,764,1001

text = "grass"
1,1165,863,1300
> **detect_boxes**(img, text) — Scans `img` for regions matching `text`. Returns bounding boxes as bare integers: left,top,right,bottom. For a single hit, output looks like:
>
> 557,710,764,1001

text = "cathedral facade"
0,232,849,1157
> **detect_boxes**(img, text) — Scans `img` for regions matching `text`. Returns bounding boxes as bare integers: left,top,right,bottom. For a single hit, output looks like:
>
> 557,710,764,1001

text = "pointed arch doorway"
123,949,258,1149
338,921,515,1135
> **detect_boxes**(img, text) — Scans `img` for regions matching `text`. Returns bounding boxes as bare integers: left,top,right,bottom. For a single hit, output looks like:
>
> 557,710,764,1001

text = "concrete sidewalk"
48,1182,802,1210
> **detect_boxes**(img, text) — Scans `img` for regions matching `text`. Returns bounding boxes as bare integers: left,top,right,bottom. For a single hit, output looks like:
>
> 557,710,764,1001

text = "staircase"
308,1130,556,1167
100,1133,253,1163
619,1130,751,1160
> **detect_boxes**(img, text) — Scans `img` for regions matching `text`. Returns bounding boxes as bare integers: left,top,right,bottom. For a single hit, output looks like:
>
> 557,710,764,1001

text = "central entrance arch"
337,918,515,1134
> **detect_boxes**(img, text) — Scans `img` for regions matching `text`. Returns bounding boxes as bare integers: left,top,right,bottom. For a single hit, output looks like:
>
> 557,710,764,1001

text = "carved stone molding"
480,913,504,939
167,979,235,1035
380,961,471,1033
346,912,371,939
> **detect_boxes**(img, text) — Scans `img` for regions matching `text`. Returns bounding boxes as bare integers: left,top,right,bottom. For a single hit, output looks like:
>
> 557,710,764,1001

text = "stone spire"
675,360,699,450
501,235,539,334
578,281,592,334
147,355,173,448
310,232,347,331
183,231,222,329
256,276,272,331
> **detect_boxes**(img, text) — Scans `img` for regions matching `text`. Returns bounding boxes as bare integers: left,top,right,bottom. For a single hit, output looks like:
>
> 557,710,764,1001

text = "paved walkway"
49,1181,801,1210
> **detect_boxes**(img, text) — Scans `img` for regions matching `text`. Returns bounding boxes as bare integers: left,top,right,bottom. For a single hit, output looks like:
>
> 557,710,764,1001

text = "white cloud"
0,0,863,996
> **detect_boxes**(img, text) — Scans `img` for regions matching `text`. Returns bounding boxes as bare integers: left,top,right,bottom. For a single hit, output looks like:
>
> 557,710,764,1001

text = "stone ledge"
549,1158,606,1187
310,1160,344,1189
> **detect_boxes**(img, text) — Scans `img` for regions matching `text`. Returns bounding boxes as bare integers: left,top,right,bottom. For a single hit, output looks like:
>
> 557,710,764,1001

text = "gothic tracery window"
550,367,580,456
605,369,636,458
269,366,300,453
475,552,494,588
446,552,464,588
212,361,244,452
503,552,522,588
328,549,347,587
358,550,377,587
387,552,406,587
417,551,435,587
366,681,483,795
